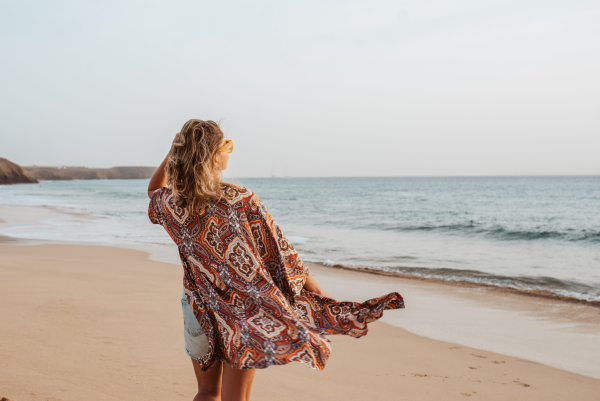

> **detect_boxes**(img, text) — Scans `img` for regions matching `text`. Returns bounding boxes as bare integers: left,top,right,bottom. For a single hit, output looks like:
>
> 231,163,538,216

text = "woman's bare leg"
220,363,256,401
192,359,222,401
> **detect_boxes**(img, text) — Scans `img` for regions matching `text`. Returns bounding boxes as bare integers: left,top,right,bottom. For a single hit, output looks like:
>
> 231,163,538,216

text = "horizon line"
233,174,600,177
14,164,599,179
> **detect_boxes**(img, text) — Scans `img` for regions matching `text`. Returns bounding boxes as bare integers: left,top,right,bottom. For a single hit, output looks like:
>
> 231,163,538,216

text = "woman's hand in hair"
147,133,179,198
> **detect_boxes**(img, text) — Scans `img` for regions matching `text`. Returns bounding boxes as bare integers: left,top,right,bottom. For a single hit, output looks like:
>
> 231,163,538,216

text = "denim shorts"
182,289,210,359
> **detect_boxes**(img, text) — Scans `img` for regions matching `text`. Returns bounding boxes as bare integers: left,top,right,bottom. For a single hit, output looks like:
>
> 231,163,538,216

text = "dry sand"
1,244,599,401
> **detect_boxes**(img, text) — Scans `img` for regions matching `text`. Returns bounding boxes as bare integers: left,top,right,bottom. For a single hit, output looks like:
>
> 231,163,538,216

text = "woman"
148,119,404,401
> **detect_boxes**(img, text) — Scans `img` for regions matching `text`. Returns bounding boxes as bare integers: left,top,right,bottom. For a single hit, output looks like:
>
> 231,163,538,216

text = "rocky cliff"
23,166,156,180
0,158,39,184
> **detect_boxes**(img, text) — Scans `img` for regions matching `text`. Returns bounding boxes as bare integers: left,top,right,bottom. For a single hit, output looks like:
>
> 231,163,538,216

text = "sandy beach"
1,242,599,401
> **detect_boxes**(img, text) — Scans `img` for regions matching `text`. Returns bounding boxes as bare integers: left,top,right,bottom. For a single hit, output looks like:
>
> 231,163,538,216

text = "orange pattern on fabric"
149,185,404,371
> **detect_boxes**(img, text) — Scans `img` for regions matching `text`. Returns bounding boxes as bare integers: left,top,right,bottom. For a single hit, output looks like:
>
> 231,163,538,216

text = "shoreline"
304,259,600,379
1,204,600,381
0,203,598,306
308,260,600,307
1,243,599,401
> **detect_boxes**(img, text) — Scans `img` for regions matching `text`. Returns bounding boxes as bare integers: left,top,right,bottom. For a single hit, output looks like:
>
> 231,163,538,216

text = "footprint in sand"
492,361,506,364
2,397,13,401
513,380,531,387
449,346,461,349
461,392,476,396
468,367,478,370
471,354,487,358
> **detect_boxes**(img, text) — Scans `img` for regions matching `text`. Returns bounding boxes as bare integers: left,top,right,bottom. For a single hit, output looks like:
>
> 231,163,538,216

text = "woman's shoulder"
220,183,258,205
150,186,173,203
222,183,260,209
148,187,174,224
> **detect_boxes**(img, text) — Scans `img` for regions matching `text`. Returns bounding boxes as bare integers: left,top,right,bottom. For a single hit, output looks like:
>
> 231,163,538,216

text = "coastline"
1,242,599,401
306,260,600,379
307,260,600,306
2,177,599,305
1,204,600,381
1,203,598,306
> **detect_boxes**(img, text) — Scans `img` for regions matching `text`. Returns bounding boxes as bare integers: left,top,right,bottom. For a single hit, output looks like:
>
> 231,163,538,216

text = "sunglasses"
218,139,234,154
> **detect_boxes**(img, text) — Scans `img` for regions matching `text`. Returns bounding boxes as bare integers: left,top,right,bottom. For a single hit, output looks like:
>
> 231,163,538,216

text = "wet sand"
1,243,599,400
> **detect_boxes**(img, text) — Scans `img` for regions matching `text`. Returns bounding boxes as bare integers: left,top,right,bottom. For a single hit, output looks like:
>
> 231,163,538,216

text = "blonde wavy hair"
165,119,227,213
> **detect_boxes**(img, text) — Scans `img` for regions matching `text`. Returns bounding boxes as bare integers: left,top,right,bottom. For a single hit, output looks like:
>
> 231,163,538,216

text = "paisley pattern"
149,185,404,371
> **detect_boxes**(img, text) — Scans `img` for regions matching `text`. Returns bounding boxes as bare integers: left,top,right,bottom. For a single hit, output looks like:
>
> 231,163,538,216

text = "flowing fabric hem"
194,291,404,371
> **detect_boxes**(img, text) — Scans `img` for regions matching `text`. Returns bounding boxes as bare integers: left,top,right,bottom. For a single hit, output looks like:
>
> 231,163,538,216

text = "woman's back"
149,184,403,371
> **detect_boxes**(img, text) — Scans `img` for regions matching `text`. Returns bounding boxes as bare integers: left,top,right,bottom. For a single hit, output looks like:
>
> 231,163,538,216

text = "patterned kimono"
149,185,403,371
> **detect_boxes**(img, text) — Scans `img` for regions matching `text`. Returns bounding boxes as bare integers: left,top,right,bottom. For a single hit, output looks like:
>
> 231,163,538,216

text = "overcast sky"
1,0,598,177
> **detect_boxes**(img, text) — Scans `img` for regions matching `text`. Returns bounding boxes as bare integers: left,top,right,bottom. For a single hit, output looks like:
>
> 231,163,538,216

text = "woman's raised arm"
147,133,179,198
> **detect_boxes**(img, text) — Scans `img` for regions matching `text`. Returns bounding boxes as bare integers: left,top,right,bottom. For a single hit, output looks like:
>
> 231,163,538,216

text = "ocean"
1,176,598,303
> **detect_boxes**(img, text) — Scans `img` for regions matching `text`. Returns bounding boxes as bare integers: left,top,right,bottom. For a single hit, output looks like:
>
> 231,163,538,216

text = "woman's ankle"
193,391,220,401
